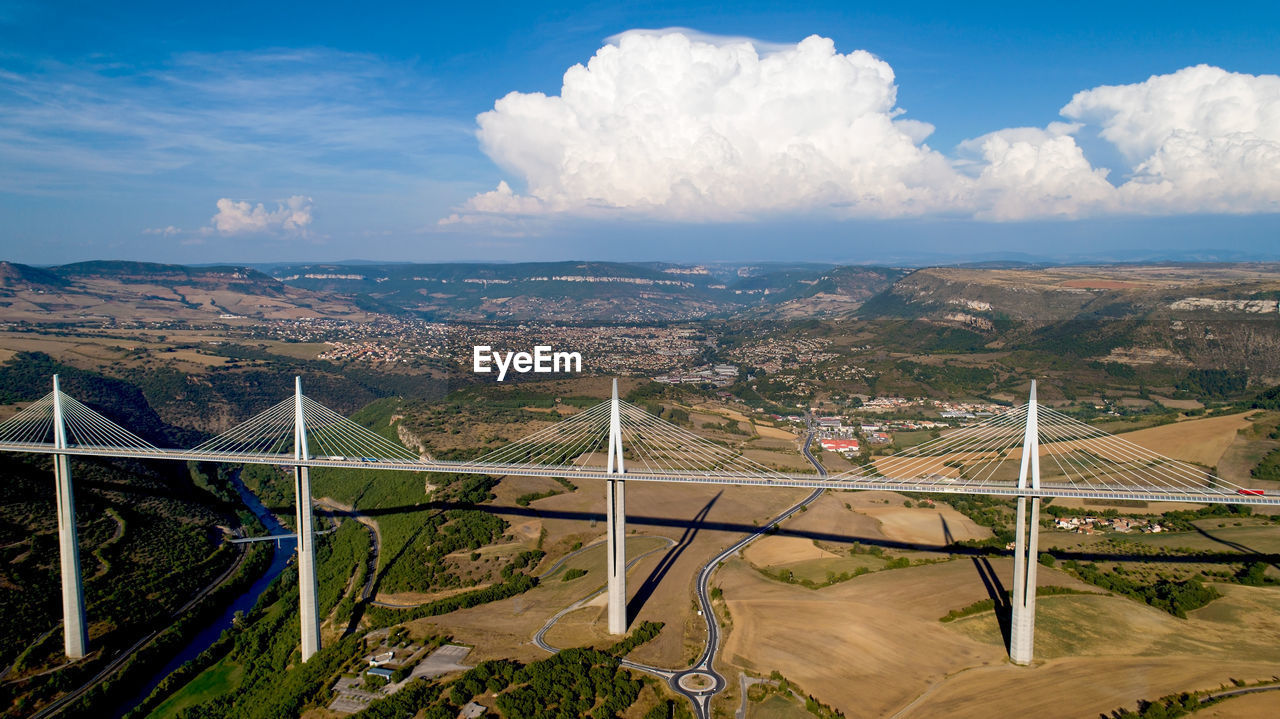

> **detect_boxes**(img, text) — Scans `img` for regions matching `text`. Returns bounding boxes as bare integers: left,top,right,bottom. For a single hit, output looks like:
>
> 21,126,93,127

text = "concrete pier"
1010,381,1042,665
606,379,628,635
294,377,321,662
52,375,87,659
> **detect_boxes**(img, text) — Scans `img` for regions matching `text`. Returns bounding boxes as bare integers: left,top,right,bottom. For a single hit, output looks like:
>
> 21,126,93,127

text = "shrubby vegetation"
1252,448,1280,481
920,493,1015,543
1103,691,1217,719
350,622,665,719
1176,369,1249,399
365,573,539,627
938,586,1090,622
747,671,845,719
1060,561,1220,618
896,360,995,393
0,447,244,714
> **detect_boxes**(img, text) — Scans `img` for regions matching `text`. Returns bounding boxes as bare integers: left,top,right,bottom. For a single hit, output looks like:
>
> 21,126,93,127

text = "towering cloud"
448,30,1280,227
461,32,956,220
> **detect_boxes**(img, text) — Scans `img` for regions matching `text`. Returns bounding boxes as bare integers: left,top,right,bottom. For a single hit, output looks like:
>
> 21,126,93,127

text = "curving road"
532,419,830,719
532,537,678,655
667,420,827,718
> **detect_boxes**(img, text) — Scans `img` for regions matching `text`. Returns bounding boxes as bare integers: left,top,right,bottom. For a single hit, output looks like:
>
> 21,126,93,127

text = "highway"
667,418,830,719
524,420,832,719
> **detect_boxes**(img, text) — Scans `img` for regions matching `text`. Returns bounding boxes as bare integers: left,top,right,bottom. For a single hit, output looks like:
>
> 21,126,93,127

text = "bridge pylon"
1010,380,1042,665
52,375,88,659
294,376,321,662
606,379,628,635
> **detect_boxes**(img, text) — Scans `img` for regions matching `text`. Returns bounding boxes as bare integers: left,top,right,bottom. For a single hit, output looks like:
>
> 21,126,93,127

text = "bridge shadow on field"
267,501,1280,568
627,492,720,622
1193,525,1280,571
972,557,1012,647
944,515,1011,646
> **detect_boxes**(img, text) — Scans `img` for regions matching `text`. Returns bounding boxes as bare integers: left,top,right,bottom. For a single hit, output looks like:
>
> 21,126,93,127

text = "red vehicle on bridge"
1237,489,1266,496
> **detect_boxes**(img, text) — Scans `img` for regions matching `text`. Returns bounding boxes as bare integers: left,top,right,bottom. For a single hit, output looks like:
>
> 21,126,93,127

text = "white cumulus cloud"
1062,64,1280,214
448,31,1280,227
462,31,958,221
958,122,1116,220
210,195,314,236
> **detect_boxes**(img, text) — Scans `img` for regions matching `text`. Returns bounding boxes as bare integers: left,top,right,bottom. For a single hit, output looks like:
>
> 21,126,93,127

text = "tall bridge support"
606,379,628,635
1010,381,1042,665
52,375,88,660
294,377,321,662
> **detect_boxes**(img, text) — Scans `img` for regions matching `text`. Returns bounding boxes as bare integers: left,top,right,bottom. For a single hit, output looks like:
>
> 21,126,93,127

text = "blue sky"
0,1,1276,265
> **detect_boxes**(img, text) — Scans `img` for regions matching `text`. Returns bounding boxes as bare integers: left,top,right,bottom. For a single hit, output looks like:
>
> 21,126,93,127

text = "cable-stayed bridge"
2,374,1276,670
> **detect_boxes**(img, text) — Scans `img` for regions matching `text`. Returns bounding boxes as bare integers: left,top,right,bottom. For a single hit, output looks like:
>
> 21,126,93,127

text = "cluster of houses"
1051,515,1165,534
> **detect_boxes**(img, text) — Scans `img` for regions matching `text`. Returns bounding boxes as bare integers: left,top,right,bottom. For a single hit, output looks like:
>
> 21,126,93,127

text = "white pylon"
294,376,320,662
1010,380,1041,665
52,375,87,659
606,378,628,635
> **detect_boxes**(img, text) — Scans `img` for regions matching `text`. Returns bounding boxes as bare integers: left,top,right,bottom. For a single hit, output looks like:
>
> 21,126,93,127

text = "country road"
667,418,828,718
532,419,830,719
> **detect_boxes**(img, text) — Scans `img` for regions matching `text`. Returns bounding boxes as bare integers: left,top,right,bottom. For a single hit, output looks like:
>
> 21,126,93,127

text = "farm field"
419,479,811,668
715,554,1280,719
865,411,1258,485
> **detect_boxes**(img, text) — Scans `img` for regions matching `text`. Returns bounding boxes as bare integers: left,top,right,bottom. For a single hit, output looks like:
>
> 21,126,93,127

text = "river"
111,474,294,718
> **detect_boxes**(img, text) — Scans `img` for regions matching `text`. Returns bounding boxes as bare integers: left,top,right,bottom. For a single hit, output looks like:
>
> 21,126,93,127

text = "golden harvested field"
843,491,992,545
413,535,663,663
865,411,1257,483
1111,412,1257,467
0,332,138,364
743,535,839,567
488,474,565,506
753,424,799,441
718,558,1049,717
785,492,886,542
894,656,1280,719
419,479,811,667
741,448,815,472
716,554,1280,719
686,403,797,440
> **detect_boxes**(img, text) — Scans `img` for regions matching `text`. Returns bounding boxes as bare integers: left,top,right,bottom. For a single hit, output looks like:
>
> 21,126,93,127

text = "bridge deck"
2,443,1276,506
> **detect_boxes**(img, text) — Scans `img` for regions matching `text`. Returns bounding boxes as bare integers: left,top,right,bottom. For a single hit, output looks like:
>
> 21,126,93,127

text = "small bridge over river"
2,375,1274,673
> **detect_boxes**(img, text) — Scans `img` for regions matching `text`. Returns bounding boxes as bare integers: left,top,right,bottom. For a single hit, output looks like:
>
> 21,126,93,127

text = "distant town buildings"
654,363,739,387
818,438,860,454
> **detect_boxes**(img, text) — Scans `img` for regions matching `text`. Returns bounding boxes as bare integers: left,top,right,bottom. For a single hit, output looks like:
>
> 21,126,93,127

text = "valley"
2,259,1280,719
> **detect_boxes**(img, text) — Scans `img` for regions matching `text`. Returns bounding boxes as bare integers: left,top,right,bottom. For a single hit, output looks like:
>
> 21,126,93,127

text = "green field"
146,655,244,719
1044,520,1280,555
748,693,812,719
